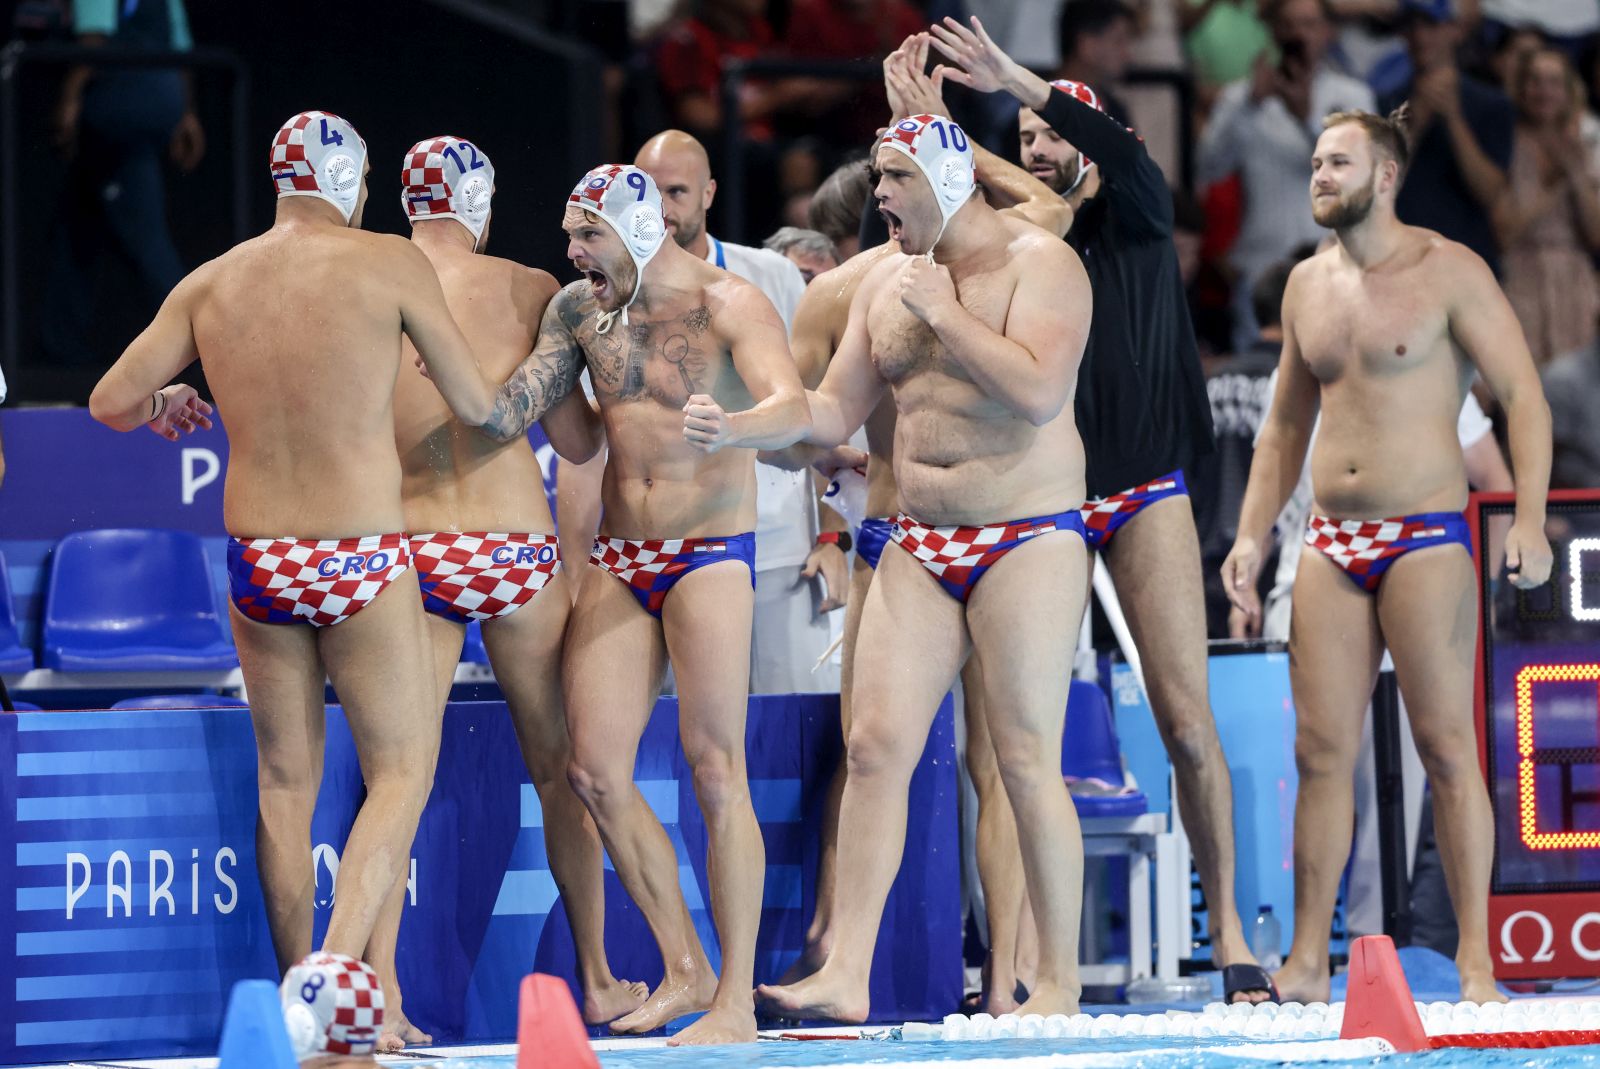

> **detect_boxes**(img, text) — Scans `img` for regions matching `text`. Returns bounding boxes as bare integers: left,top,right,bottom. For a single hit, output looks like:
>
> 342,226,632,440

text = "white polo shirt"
705,235,814,572
0,362,7,405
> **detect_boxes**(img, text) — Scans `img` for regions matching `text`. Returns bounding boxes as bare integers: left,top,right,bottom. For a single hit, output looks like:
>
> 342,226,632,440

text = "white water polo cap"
270,111,367,223
880,113,975,253
1049,80,1105,194
402,135,495,249
280,952,384,1061
567,164,667,333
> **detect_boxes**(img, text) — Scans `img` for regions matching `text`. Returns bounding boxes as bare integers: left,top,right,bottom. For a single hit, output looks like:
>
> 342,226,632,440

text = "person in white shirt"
1198,0,1375,350
635,130,844,695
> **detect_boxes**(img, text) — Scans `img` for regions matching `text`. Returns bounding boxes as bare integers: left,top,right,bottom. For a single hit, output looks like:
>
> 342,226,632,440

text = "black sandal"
1222,963,1280,1004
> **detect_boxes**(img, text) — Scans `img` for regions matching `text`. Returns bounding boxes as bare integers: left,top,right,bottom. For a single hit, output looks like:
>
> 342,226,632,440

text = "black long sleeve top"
1037,88,1216,499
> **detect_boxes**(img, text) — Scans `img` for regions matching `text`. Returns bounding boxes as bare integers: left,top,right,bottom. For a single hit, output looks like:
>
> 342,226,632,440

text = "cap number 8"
300,973,326,1004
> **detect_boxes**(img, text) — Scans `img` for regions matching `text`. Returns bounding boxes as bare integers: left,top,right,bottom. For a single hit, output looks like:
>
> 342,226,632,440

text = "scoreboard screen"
1475,492,1600,978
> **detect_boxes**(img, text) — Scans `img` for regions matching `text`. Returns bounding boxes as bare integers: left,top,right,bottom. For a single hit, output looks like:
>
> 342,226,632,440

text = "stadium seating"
0,551,34,673
110,694,251,711
41,530,239,672
1064,679,1148,818
461,619,490,664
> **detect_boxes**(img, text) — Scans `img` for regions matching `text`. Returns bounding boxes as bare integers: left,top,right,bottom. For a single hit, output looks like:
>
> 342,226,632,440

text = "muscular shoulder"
704,271,784,332
1003,217,1084,284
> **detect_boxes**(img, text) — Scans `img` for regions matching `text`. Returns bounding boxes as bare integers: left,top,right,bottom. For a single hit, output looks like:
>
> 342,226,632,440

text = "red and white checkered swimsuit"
226,534,410,628
410,532,562,623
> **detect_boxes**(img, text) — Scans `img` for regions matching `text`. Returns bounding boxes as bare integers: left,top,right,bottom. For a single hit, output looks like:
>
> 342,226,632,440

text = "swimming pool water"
406,1036,1600,1069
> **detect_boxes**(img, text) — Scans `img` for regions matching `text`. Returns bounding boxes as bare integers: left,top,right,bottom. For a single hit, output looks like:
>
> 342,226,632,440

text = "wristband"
817,530,852,554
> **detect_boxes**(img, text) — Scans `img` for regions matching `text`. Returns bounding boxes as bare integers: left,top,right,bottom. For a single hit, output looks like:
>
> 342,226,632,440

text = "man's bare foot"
1016,980,1078,1018
583,977,651,1025
610,971,717,1034
667,1002,758,1046
1271,959,1330,1004
375,1009,432,1052
1460,967,1507,1005
982,953,1023,1015
774,939,830,986
754,968,869,1024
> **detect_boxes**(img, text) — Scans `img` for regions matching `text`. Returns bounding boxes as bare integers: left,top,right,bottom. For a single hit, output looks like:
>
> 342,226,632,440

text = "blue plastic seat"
110,694,250,711
42,530,239,672
0,550,34,673
1063,679,1147,818
460,620,490,664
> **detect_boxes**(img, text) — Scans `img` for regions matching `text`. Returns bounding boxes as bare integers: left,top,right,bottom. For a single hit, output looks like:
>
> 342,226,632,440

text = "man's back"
194,225,417,538
394,245,559,534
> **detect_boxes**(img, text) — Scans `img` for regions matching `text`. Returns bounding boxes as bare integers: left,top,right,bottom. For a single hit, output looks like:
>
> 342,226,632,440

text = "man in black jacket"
932,15,1274,1003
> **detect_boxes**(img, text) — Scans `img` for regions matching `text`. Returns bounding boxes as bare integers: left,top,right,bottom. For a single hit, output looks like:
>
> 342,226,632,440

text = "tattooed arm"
480,286,588,443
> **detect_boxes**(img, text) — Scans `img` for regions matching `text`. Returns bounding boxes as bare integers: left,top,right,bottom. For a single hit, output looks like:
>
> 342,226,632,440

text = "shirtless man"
360,136,642,1047
1223,109,1553,1005
931,15,1272,1002
88,112,509,987
757,112,1093,1023
776,39,1075,1005
483,164,809,1044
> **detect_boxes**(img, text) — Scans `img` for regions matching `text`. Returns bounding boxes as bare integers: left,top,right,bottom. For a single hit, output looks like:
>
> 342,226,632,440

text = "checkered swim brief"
1080,470,1188,551
1303,511,1472,593
857,516,895,571
410,532,561,624
590,532,756,617
890,509,1087,602
226,534,410,628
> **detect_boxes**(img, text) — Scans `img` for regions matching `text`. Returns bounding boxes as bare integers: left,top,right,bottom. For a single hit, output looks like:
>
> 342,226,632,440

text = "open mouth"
584,268,610,299
880,207,904,243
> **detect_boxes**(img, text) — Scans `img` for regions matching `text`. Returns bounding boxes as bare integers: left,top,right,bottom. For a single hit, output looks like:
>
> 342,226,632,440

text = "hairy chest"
868,265,1013,386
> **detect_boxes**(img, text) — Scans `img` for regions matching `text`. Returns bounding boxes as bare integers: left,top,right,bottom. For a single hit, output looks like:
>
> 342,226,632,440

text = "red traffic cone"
516,974,598,1069
1339,935,1429,1053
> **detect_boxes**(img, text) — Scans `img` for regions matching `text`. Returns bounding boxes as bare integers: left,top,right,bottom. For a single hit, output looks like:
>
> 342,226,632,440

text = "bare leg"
964,653,1029,1015
365,613,460,1050
968,532,1089,1018
316,571,443,960
756,546,966,1022
1273,551,1383,1003
782,554,875,985
1105,497,1264,995
1376,547,1505,1005
564,567,716,1036
662,562,762,1046
231,607,326,977
485,569,647,1025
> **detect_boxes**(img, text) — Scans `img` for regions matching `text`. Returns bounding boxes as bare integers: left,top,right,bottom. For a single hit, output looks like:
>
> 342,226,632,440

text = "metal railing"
0,42,250,383
715,57,1197,245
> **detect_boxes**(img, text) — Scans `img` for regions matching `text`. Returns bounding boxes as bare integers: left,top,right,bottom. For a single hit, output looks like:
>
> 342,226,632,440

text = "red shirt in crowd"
657,14,778,138
785,0,926,60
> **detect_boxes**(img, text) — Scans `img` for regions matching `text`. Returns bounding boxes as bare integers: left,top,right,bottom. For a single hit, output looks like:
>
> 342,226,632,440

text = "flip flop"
1223,963,1281,1005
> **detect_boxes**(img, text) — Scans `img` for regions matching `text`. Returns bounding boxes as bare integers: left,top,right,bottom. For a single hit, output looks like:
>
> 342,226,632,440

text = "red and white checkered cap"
280,952,385,1061
270,111,368,223
401,136,496,248
567,164,666,329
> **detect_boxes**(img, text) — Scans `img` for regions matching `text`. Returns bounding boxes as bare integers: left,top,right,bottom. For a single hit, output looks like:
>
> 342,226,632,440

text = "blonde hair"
1322,106,1412,178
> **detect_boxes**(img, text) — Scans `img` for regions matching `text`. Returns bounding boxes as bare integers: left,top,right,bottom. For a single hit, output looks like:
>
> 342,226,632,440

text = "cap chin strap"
594,268,645,335
1063,159,1095,197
